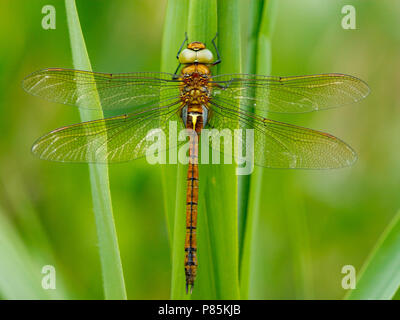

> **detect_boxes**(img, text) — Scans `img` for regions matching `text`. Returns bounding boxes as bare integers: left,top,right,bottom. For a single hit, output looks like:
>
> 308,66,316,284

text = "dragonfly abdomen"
184,107,202,294
185,128,199,294
185,161,198,293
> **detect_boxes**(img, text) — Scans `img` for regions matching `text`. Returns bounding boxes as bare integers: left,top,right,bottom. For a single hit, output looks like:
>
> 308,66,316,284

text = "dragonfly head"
179,41,214,64
187,41,206,51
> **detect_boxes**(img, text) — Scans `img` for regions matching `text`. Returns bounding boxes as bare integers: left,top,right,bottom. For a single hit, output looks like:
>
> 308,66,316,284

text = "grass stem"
65,0,126,300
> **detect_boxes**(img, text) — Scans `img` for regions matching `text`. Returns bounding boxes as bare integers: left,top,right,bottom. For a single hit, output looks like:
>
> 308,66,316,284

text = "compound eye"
179,49,196,64
196,49,214,63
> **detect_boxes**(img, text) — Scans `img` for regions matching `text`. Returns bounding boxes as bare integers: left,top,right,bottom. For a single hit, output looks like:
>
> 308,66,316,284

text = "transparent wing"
211,73,370,114
207,102,357,169
23,68,181,111
32,103,184,163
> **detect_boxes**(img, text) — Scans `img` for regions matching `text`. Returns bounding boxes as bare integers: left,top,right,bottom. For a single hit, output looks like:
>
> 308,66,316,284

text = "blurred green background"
0,0,399,299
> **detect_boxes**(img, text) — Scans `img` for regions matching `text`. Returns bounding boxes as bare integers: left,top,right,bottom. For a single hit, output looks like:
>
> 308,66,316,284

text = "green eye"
179,49,196,64
197,49,214,63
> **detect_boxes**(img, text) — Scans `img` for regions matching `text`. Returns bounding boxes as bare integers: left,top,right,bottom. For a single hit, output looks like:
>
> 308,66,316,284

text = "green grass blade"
240,0,278,299
160,0,189,260
238,0,264,272
211,0,241,299
238,1,265,266
65,0,126,300
346,210,400,300
189,0,241,299
189,0,219,301
189,0,240,299
160,0,189,300
165,0,240,299
169,0,221,299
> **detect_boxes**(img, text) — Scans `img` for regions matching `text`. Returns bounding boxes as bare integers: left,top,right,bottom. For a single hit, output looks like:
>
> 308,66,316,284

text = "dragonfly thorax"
180,66,212,103
179,64,212,133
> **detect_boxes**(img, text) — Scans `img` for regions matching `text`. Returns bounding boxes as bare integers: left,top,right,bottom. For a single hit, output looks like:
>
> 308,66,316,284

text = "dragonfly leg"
211,33,221,65
176,32,188,59
172,32,188,79
172,63,181,79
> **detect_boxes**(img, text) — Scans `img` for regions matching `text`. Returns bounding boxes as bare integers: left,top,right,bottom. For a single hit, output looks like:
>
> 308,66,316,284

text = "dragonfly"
23,34,369,294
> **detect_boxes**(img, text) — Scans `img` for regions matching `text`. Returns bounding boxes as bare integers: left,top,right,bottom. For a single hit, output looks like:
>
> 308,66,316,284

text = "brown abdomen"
184,115,200,294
